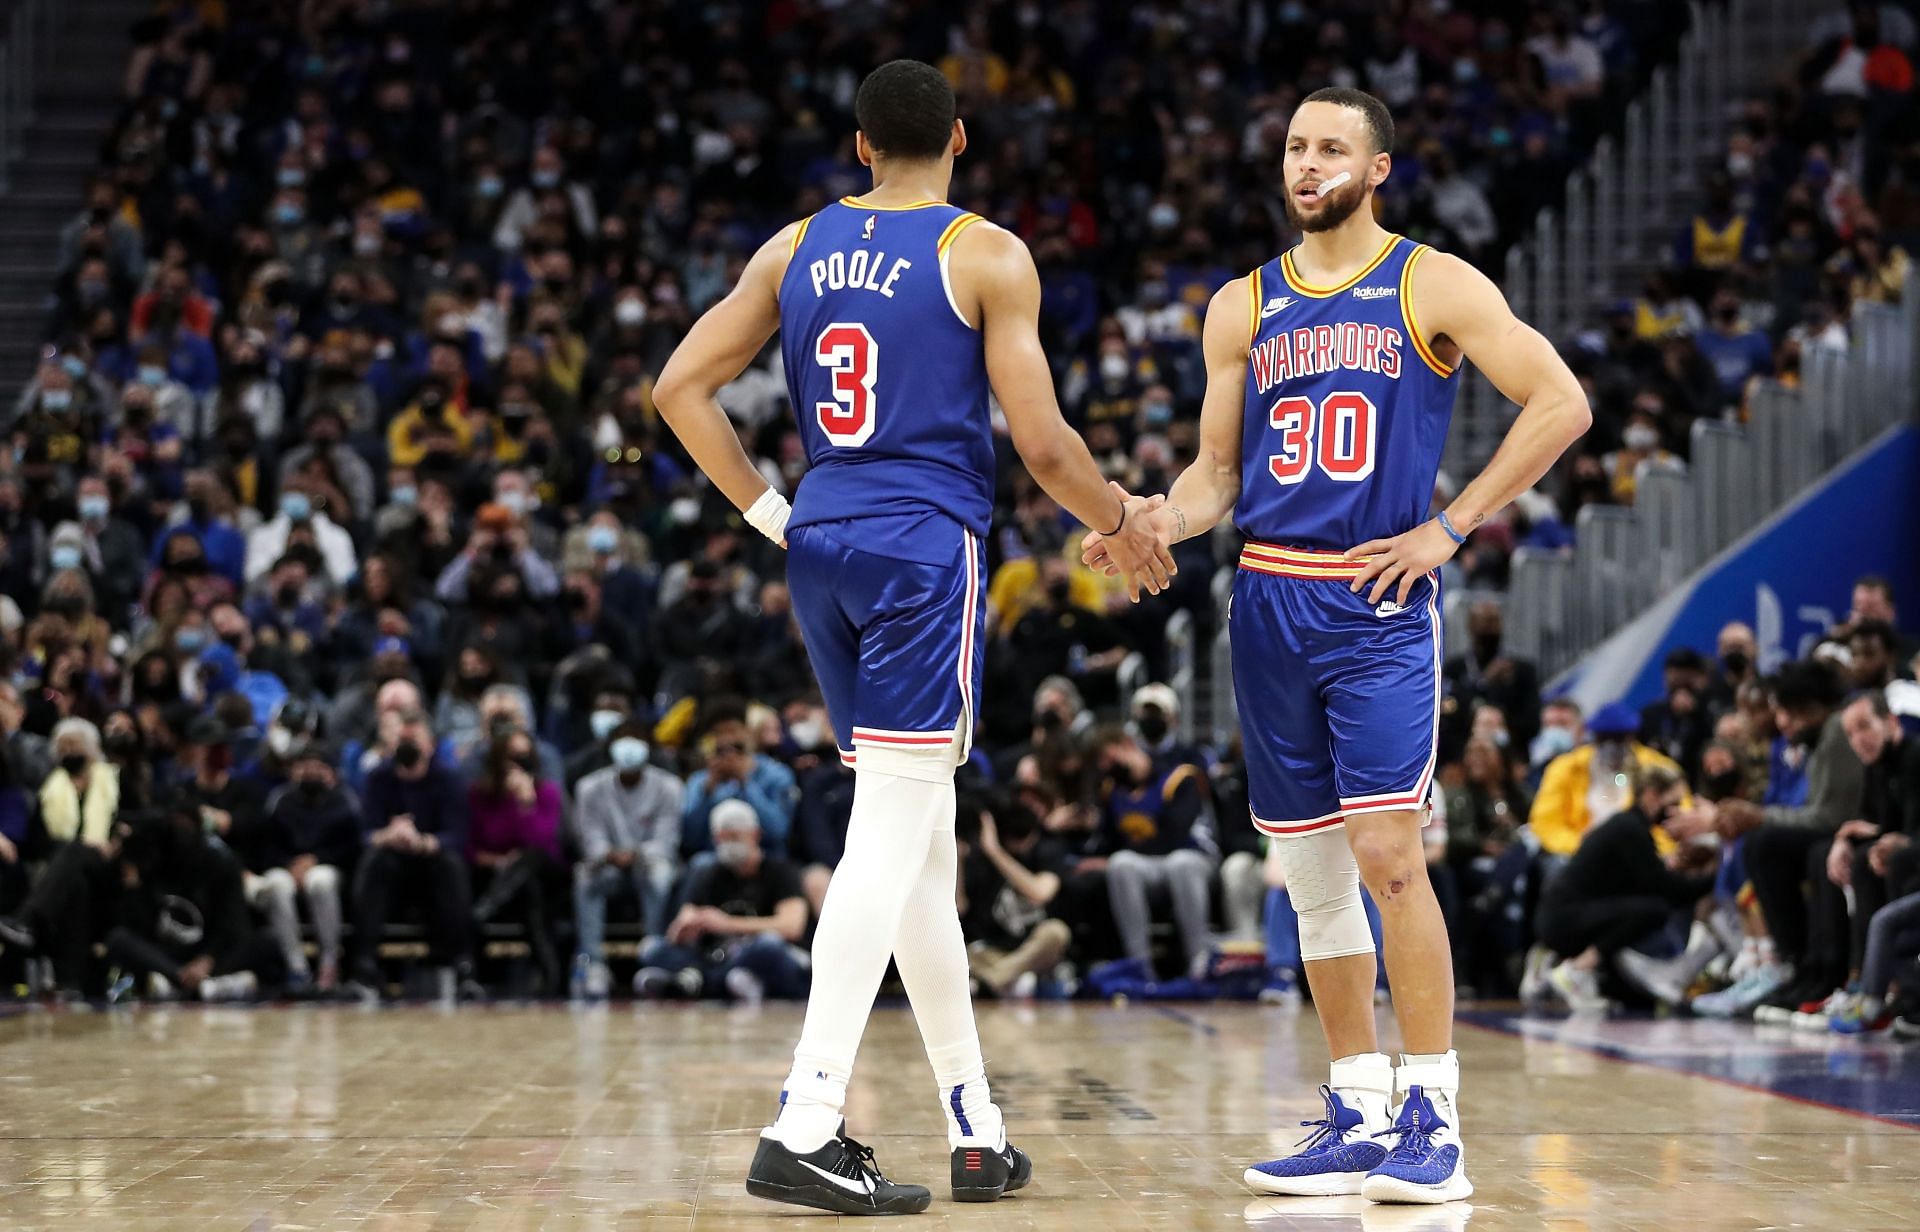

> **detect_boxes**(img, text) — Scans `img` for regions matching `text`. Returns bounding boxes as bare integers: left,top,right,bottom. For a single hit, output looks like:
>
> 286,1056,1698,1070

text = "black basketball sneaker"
950,1137,1032,1202
746,1129,932,1216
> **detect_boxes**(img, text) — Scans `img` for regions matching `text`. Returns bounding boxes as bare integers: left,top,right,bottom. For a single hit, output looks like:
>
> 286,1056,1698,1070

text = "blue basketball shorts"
787,515,986,769
1229,542,1442,838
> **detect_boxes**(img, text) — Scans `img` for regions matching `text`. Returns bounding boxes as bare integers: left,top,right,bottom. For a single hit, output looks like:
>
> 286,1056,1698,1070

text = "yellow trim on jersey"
1238,541,1374,580
937,212,984,254
1247,267,1263,348
788,215,814,257
1400,245,1455,378
841,195,946,211
1279,234,1402,298
1161,763,1201,802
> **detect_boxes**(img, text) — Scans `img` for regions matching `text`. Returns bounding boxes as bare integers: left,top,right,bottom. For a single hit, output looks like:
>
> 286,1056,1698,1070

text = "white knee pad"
1274,827,1374,961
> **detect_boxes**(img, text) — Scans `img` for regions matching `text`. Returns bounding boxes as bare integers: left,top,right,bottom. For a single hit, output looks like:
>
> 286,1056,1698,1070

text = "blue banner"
1564,425,1920,712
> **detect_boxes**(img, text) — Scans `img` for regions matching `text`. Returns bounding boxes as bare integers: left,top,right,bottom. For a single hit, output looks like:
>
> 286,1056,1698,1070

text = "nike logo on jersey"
862,214,876,241
1351,285,1397,300
1375,599,1407,618
797,1159,877,1196
1260,296,1296,318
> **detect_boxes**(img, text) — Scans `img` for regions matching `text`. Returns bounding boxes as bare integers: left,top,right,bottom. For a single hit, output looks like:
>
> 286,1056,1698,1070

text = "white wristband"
744,487,792,544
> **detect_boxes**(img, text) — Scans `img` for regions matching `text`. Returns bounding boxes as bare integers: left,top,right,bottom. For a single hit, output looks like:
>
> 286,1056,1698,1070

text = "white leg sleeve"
1273,827,1374,962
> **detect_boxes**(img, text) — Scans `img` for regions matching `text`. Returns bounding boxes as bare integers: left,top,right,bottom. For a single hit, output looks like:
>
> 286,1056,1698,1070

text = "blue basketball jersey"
778,198,994,566
1233,235,1459,551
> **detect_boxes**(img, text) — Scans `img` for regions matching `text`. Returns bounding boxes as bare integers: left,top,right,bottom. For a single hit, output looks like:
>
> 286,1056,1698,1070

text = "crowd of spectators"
0,2,1915,1033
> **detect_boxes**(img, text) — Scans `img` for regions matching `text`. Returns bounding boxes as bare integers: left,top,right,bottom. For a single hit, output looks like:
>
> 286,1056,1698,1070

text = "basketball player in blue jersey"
654,61,1174,1216
1087,88,1591,1204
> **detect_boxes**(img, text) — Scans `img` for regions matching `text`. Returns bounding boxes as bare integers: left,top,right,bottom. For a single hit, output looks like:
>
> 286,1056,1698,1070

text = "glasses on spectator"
714,742,747,756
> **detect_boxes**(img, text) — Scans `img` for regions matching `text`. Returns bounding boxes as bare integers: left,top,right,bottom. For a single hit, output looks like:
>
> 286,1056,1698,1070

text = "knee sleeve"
1273,828,1374,961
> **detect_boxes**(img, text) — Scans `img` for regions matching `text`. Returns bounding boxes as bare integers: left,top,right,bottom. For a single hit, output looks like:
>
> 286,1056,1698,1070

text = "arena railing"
0,0,54,191
1503,267,1920,680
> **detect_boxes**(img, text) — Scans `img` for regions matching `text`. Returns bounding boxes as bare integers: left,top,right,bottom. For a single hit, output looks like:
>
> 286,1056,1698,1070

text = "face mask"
715,838,754,870
614,298,646,326
1137,712,1169,743
586,524,619,555
277,167,306,188
42,388,73,411
590,709,625,742
1100,355,1129,382
175,627,207,653
298,776,327,798
60,754,89,777
79,494,109,521
389,484,417,508
1721,650,1750,677
1148,201,1179,231
610,736,650,770
1531,726,1577,764
495,489,527,516
1454,58,1478,83
1047,578,1072,604
789,718,825,750
274,202,304,226
1473,633,1501,661
50,545,83,572
1142,400,1173,427
138,365,167,386
1623,424,1659,451
104,731,139,759
477,175,504,199
267,726,293,757
281,492,312,521
392,741,423,770
1704,768,1743,799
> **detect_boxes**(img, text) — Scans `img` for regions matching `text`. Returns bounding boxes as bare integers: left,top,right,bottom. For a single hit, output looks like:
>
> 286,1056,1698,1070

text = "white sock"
1397,1050,1460,1128
892,815,1004,1148
770,767,939,1151
1329,1051,1394,1131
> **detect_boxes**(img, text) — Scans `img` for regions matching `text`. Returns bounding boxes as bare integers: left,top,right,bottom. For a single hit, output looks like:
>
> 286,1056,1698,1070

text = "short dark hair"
854,60,956,162
1850,619,1899,654
1768,660,1843,713
1299,87,1394,155
1848,689,1893,719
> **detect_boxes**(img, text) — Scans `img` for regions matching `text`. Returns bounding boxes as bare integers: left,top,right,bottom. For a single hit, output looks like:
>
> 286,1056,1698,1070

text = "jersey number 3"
1268,391,1378,485
814,323,878,447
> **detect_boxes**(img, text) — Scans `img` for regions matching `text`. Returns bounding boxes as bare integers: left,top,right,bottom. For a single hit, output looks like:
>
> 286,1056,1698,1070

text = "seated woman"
467,728,566,994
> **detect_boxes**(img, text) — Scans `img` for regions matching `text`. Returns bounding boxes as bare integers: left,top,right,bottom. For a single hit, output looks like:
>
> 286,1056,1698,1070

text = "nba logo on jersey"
862,214,876,241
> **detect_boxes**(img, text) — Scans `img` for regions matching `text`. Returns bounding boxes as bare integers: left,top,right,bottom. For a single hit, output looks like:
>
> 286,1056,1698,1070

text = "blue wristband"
1436,511,1468,545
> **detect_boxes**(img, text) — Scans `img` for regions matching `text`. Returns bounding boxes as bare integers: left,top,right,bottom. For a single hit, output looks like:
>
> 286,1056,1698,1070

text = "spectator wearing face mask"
1130,683,1205,773
244,477,357,587
1693,290,1773,410
958,797,1076,998
543,569,644,682
433,500,561,607
1602,404,1686,507
278,403,375,524
345,709,480,1003
1704,622,1760,713
1529,702,1688,858
1638,648,1716,781
634,799,809,1004
40,718,118,852
681,703,797,860
1707,661,1866,1014
0,681,51,792
1443,601,1542,764
468,728,566,995
571,723,684,999
1536,763,1720,1010
388,377,474,469
1010,555,1127,700
1084,726,1219,980
152,472,246,587
258,740,359,992
564,673,640,786
68,475,145,625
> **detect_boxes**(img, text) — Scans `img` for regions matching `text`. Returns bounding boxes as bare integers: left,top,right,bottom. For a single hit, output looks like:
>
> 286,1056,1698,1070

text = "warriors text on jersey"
777,198,994,568
1234,234,1458,552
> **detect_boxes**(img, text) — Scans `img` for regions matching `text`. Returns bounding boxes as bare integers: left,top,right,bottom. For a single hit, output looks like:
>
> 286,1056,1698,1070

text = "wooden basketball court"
2,1001,1914,1229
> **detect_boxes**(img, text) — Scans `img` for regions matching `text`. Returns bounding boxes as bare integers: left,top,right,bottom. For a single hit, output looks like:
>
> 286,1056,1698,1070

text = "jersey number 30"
814,323,878,447
1268,391,1378,485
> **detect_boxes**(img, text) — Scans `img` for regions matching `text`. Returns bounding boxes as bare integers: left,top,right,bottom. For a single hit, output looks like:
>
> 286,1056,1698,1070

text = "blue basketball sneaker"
1361,1085,1473,1204
1243,1085,1390,1196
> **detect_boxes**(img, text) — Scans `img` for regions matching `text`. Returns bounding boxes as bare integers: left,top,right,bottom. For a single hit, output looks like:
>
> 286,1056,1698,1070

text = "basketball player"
654,61,1174,1215
1086,88,1590,1204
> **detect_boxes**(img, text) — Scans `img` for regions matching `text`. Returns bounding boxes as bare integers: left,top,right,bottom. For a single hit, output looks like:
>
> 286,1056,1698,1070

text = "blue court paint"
1458,1008,1920,1129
